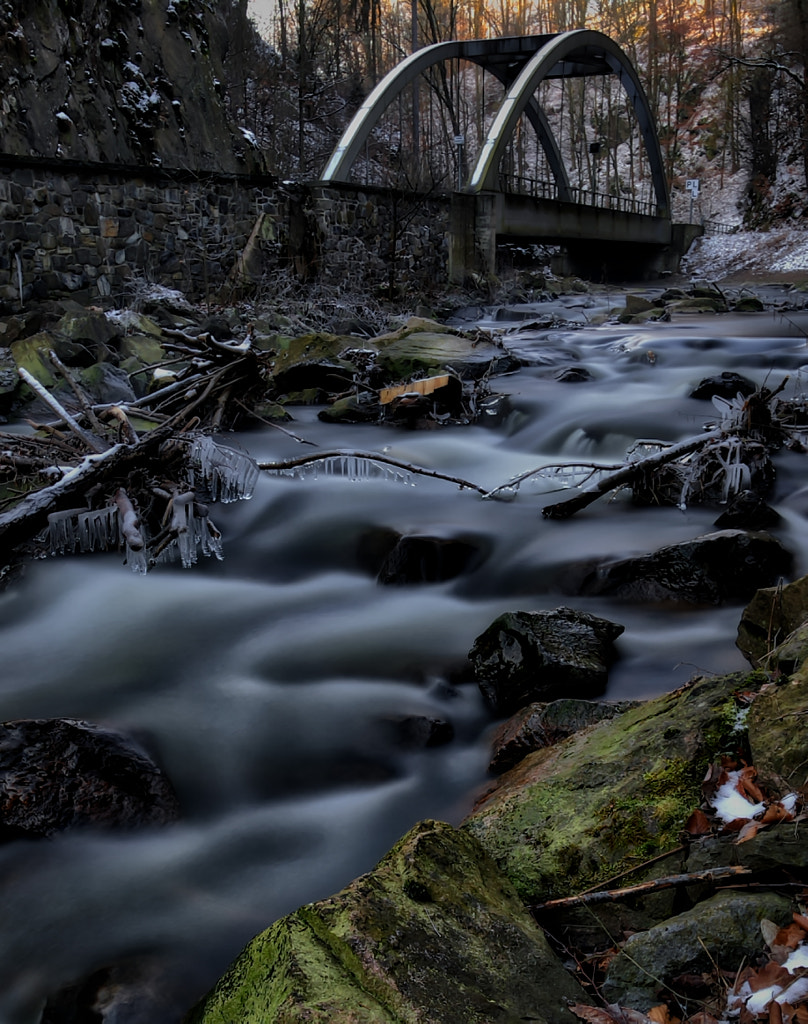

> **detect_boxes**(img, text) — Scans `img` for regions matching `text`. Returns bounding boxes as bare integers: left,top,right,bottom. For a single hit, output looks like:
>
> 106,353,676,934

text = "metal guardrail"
703,220,739,236
498,174,659,217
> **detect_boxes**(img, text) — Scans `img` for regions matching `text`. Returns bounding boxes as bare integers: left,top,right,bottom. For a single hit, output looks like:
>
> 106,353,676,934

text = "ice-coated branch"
542,428,724,519
113,488,144,551
257,450,489,495
18,366,106,454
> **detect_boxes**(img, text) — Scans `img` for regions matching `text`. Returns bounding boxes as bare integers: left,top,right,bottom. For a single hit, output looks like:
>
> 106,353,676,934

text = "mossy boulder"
10,333,58,387
185,819,590,1024
56,309,121,348
602,891,793,1009
372,322,516,381
462,671,756,902
668,297,728,314
737,573,808,666
747,671,808,789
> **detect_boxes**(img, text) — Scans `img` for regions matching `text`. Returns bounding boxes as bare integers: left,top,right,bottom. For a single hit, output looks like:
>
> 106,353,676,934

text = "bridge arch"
468,30,669,215
319,36,572,199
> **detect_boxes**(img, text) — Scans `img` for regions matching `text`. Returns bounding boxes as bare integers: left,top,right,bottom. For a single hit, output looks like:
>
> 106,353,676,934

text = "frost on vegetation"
273,454,413,486
47,505,149,574
45,437,254,573
188,436,259,502
238,126,258,147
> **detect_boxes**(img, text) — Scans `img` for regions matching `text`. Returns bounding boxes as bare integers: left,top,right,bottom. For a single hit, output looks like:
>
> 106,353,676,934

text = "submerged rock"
469,607,624,716
0,719,179,839
602,891,792,1009
185,819,590,1024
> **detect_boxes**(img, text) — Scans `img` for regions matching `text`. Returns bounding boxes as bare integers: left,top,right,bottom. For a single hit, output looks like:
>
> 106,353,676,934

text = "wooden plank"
379,375,451,405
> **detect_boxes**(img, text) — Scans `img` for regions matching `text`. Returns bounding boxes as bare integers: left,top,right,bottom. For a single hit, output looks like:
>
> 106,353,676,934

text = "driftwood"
531,864,752,912
542,429,723,519
0,424,172,553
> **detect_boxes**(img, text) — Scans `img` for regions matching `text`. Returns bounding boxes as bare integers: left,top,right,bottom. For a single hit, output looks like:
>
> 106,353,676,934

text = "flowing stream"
2,292,808,1021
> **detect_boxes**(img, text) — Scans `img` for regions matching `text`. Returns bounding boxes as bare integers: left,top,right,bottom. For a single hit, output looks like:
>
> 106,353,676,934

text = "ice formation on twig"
188,436,259,502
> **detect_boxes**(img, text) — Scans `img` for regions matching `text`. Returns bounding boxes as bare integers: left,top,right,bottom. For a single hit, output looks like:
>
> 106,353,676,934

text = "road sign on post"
685,178,700,222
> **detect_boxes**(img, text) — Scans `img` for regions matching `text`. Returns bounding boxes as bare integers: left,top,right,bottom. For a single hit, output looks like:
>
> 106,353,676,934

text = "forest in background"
217,0,808,227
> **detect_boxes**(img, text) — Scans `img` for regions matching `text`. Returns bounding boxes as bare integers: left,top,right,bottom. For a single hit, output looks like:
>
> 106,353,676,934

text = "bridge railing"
498,174,660,218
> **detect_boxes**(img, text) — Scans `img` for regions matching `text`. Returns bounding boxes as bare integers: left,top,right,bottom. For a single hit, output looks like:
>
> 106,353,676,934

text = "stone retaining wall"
0,160,452,309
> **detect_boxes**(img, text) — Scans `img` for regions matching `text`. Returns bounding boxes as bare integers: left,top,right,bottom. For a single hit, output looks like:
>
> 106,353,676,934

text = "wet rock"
602,891,792,1009
713,489,781,530
42,956,178,1024
380,714,455,748
56,309,121,350
686,822,808,876
469,607,624,716
373,319,518,380
571,530,792,605
318,393,380,423
462,671,766,904
272,360,357,396
78,363,137,405
200,315,235,341
690,371,757,401
737,573,808,666
734,295,766,312
376,532,485,585
624,294,657,314
185,819,591,1024
0,719,179,839
668,297,728,313
489,698,637,774
554,365,593,382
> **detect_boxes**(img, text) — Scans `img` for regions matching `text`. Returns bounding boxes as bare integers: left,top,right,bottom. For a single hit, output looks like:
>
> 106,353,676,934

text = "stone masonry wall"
0,162,452,310
311,185,451,298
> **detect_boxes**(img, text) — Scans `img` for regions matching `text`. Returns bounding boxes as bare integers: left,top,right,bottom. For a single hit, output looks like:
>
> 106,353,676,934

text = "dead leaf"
570,1004,621,1024
684,808,712,835
683,1014,719,1024
747,959,791,992
736,819,765,843
723,817,751,832
792,1005,808,1024
648,1005,681,1024
769,999,783,1024
794,913,808,932
738,766,766,803
773,922,807,950
761,801,795,824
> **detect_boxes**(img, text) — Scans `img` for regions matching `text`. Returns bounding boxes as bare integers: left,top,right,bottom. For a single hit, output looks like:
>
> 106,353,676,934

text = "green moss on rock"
462,672,760,902
185,820,590,1024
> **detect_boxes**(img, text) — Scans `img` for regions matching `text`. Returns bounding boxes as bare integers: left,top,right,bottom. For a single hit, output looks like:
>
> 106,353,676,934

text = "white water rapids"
2,293,808,1021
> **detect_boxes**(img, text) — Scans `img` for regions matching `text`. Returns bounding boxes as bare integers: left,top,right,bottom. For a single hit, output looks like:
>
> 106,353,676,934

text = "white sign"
685,178,700,197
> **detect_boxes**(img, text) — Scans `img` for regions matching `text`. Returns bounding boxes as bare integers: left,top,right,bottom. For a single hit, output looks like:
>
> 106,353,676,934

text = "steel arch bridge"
319,30,680,279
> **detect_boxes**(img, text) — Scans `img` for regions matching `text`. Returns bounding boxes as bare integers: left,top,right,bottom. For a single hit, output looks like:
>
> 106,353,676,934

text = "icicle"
125,544,149,574
189,436,259,503
76,506,117,551
47,508,86,554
